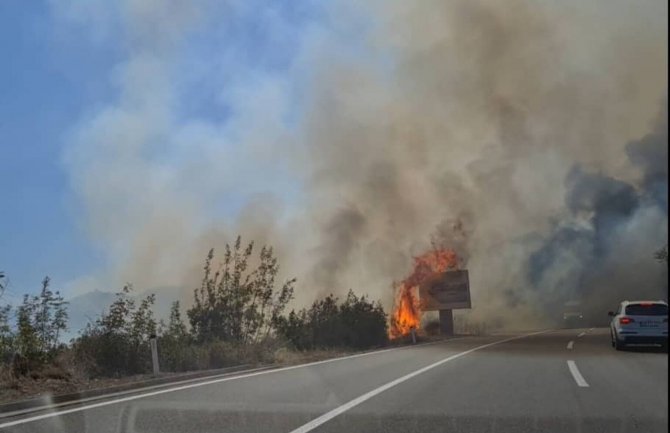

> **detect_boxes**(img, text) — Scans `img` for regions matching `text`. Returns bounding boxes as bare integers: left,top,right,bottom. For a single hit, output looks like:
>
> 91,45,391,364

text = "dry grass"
273,347,353,365
0,341,380,405
454,316,489,336
0,362,80,404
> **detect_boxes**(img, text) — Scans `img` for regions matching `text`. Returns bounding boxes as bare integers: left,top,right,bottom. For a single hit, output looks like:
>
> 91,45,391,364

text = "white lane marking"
289,330,549,433
567,341,574,350
0,365,271,419
577,332,586,338
0,338,460,429
567,360,589,387
588,328,594,331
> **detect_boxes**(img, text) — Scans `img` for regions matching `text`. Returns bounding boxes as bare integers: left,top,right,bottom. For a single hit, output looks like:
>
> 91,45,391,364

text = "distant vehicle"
609,300,668,350
562,300,584,328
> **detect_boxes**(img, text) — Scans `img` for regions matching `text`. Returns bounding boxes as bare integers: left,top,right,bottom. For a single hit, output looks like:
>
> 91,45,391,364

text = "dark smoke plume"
528,105,668,324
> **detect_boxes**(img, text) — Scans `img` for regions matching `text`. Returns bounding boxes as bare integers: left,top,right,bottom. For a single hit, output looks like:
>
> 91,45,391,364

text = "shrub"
71,285,157,377
157,301,196,372
188,238,295,345
275,290,388,351
0,304,13,363
0,277,69,377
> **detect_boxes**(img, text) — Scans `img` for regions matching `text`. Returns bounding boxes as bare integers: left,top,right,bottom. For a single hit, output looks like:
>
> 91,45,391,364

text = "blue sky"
0,0,332,301
0,0,112,300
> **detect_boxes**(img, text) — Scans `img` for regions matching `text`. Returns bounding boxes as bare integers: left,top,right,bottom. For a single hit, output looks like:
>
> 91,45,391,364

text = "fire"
389,248,460,338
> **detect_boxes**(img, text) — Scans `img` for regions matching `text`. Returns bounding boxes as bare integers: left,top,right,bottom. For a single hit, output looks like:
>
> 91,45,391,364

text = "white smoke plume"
56,0,667,327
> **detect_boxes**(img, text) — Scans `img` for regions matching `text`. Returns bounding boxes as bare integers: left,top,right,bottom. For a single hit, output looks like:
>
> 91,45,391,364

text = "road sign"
419,269,471,310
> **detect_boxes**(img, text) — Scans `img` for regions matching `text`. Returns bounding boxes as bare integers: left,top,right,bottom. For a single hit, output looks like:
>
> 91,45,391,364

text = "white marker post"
149,334,160,376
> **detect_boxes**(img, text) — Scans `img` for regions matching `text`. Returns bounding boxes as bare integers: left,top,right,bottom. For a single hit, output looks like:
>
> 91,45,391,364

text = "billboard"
419,269,471,310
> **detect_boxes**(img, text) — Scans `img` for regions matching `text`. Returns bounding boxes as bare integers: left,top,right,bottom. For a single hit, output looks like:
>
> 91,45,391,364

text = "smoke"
528,105,668,324
626,105,669,209
294,0,668,326
56,0,667,327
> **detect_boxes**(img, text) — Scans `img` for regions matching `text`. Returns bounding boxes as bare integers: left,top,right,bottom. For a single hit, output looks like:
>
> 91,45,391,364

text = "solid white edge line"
567,360,589,387
0,366,272,419
288,330,550,433
0,337,459,429
567,341,574,350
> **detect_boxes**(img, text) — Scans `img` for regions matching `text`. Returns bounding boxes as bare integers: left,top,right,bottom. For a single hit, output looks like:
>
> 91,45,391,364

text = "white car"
609,300,668,350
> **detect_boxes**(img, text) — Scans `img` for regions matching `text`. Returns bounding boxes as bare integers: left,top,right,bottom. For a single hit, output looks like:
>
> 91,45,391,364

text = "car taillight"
619,317,634,325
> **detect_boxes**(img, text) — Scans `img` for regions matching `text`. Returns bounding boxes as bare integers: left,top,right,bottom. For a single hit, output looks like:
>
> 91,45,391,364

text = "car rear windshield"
625,303,668,316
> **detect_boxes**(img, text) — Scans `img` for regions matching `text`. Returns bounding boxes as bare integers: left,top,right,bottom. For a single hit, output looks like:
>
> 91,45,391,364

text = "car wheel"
614,334,625,351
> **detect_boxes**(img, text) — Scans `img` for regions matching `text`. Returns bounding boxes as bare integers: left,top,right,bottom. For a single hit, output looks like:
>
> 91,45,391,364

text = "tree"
188,237,296,344
73,284,157,377
157,301,194,372
0,304,13,360
30,277,68,354
0,272,11,360
15,295,39,357
129,293,157,343
52,294,68,345
34,277,52,352
166,301,188,338
11,277,69,361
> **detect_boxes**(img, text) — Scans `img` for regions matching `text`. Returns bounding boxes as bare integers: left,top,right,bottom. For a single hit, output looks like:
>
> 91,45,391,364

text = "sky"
1,0,667,332
0,0,108,302
0,0,323,301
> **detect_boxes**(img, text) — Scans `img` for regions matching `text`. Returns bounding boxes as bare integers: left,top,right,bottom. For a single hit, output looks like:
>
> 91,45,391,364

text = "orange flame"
389,248,460,338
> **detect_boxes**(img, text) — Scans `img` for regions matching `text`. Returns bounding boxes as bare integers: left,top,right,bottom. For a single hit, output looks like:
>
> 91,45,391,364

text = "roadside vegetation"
275,291,387,350
0,237,389,401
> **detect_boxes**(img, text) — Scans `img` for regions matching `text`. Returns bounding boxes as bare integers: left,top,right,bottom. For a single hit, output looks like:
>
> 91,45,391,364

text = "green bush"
188,238,296,345
1,276,69,375
71,285,156,377
156,301,197,372
275,290,388,351
73,327,153,377
157,300,279,372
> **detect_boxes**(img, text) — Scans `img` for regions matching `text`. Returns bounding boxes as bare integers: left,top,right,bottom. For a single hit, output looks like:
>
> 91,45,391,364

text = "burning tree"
389,248,460,338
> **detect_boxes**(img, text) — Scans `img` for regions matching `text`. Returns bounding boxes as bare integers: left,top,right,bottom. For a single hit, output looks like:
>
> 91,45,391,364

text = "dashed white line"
567,360,589,387
289,331,549,433
567,340,574,350
577,332,586,338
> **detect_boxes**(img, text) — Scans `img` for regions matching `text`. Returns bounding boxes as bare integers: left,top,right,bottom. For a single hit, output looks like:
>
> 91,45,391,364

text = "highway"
0,328,667,433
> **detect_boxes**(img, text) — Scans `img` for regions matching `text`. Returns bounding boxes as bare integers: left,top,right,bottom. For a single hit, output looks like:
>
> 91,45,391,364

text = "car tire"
614,333,625,351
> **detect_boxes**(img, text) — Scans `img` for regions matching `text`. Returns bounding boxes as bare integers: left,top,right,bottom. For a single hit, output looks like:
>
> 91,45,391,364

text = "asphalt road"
0,328,667,433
